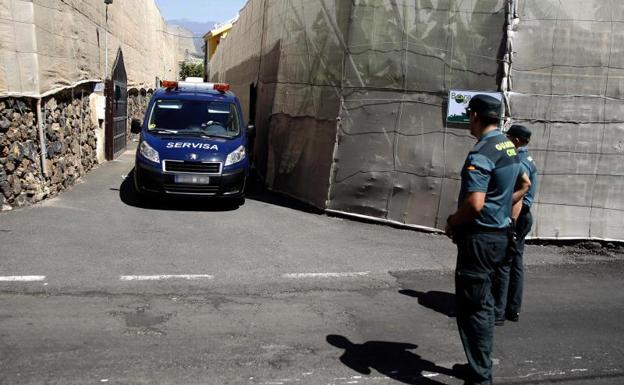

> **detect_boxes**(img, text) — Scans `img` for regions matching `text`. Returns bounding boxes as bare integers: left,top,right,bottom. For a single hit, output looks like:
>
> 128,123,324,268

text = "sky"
155,0,248,23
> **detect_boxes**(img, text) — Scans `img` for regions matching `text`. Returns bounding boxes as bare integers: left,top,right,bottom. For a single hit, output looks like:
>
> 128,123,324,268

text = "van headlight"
139,140,160,164
225,145,246,166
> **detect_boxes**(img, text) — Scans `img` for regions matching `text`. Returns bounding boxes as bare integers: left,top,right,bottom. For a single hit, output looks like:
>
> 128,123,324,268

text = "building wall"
508,0,624,240
327,0,507,230
210,0,624,240
0,0,180,96
210,0,347,208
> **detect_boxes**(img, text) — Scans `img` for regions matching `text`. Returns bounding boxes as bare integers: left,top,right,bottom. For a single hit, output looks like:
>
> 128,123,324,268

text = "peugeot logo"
189,153,198,160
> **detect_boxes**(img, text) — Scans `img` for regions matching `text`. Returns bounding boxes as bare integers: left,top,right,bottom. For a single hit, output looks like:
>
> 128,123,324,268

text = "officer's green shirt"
518,147,538,208
458,130,522,229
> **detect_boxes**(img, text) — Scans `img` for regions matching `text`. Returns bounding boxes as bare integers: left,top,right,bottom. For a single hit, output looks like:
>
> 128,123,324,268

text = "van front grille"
164,161,221,174
163,184,220,195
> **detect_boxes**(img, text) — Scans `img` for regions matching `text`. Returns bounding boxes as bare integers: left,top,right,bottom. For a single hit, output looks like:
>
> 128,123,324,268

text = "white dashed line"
282,272,370,279
0,276,46,282
120,275,214,281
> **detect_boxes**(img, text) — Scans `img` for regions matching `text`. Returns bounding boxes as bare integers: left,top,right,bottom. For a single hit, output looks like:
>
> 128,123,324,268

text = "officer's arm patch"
462,154,493,193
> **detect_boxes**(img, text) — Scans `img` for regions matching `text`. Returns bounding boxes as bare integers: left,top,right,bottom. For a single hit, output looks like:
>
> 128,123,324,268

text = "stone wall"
0,98,41,210
0,85,99,211
127,89,153,140
43,86,99,197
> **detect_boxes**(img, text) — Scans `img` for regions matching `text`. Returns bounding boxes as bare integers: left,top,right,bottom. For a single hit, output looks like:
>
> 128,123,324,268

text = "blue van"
130,80,253,203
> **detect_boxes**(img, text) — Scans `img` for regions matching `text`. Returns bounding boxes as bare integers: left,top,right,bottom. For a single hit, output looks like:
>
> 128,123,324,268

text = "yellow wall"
205,26,233,61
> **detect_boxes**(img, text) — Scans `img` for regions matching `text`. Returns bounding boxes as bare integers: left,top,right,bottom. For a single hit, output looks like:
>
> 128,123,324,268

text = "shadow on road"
399,290,456,318
117,168,322,214
118,169,241,212
243,170,323,214
326,335,455,384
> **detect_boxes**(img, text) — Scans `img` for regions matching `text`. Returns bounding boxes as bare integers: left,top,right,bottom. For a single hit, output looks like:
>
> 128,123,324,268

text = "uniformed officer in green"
446,95,531,385
493,124,538,324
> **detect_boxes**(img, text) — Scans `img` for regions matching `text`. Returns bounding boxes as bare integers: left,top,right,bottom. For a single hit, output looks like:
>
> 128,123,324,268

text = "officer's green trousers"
455,231,509,385
494,209,533,319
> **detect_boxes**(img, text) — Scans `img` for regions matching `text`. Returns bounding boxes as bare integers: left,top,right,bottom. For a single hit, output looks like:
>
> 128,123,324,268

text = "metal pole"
36,99,48,177
105,4,108,79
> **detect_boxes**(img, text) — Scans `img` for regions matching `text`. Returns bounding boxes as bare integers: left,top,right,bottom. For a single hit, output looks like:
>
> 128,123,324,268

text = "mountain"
166,19,217,35
167,19,217,56
166,25,201,60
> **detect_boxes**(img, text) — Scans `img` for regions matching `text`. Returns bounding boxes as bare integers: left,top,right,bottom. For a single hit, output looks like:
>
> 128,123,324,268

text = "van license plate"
174,175,210,184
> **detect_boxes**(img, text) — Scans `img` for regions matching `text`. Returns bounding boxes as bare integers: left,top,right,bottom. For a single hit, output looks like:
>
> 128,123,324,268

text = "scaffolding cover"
508,0,624,240
0,0,183,96
212,0,624,240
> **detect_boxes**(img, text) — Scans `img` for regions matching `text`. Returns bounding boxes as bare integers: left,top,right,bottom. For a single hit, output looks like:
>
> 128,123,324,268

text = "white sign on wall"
447,90,503,124
94,82,105,93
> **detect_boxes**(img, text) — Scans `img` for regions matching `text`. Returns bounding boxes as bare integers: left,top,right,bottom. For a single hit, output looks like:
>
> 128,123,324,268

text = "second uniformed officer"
446,95,530,385
493,124,538,324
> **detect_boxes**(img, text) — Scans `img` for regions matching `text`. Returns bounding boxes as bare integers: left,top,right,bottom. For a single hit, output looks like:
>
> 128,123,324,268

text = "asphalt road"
1,149,623,385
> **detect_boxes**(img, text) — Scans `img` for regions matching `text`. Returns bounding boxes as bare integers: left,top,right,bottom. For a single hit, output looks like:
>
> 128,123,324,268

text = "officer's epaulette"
470,138,490,153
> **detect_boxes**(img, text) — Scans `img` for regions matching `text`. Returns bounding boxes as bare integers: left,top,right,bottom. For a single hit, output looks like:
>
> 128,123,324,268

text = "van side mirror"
130,118,142,134
247,124,256,138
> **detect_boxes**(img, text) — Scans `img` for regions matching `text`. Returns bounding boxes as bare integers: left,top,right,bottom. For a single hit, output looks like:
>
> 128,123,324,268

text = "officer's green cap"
507,124,532,141
466,94,502,119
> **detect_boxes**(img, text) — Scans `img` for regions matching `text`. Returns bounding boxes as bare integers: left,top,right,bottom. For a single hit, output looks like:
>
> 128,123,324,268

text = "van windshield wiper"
150,128,178,134
178,131,232,139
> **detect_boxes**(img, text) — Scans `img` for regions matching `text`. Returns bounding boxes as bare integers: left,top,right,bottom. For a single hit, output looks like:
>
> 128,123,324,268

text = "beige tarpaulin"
0,0,183,97
210,0,624,241
508,0,624,240
209,0,507,227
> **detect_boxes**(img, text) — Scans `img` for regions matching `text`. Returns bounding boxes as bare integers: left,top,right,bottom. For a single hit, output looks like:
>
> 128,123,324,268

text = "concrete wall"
0,0,180,96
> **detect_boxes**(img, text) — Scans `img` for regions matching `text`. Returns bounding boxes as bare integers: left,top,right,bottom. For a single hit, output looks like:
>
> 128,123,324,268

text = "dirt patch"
534,241,624,262
108,305,175,336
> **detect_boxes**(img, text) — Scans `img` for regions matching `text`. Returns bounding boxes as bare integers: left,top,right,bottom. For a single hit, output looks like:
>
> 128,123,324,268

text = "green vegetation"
447,113,469,123
179,62,204,80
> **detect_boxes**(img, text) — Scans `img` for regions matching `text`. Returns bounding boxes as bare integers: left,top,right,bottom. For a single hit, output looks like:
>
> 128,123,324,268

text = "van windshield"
148,99,241,138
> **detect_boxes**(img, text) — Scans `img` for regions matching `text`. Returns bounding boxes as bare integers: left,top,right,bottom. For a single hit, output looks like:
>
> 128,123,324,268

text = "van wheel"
133,169,144,196
133,169,153,202
233,196,245,207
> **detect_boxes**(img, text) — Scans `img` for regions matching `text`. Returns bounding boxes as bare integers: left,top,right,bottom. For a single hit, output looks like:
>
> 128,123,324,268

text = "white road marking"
0,276,46,282
282,272,370,279
506,370,570,380
120,275,214,281
331,375,447,383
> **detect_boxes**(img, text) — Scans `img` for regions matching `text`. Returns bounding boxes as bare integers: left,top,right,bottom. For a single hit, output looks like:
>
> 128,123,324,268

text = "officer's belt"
454,224,509,235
